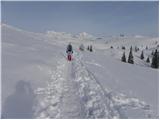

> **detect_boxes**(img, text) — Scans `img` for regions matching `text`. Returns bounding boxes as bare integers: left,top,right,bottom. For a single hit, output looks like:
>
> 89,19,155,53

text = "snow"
82,51,159,118
0,24,2,117
1,24,159,118
46,30,95,41
76,32,96,41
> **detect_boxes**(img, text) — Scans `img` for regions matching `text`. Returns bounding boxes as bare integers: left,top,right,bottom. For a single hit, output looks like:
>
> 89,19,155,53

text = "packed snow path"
34,52,155,119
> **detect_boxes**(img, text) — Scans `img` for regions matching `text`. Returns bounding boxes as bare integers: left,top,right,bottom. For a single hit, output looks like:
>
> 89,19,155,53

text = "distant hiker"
66,43,73,61
79,44,85,51
90,45,93,52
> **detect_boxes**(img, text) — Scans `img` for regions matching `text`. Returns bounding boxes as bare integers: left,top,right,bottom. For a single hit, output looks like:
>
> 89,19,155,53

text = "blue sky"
2,1,159,37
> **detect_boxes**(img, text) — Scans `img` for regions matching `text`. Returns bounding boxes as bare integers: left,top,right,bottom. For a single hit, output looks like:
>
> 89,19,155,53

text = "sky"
1,1,159,37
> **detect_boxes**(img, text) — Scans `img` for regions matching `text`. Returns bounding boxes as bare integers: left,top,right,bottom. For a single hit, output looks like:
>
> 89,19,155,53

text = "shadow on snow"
2,80,35,119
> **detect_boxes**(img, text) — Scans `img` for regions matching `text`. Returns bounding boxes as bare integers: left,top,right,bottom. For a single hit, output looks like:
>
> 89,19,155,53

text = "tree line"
120,46,159,69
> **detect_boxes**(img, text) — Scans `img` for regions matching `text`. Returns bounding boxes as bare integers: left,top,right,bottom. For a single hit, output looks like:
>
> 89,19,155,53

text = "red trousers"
67,54,72,61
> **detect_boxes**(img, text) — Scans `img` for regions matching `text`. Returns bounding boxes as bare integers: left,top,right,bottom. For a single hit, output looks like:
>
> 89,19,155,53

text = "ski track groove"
34,51,155,119
73,52,123,118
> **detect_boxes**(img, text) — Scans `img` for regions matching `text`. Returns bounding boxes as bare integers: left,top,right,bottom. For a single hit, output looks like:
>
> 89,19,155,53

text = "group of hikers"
66,43,92,61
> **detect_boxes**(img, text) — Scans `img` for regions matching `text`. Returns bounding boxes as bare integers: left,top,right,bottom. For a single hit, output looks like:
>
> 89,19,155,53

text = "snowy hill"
76,32,96,41
46,30,95,41
1,24,159,118
46,30,74,41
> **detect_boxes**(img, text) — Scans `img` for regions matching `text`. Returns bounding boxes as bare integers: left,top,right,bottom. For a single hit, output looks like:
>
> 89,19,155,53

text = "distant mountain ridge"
1,23,158,44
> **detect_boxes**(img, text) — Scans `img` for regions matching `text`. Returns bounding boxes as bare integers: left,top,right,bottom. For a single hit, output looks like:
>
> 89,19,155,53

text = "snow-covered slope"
1,24,159,118
46,30,95,41
46,31,74,41
76,32,96,41
1,24,66,118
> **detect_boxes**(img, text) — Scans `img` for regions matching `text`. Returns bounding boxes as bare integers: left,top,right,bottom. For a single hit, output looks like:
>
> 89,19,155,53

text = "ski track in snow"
34,51,155,119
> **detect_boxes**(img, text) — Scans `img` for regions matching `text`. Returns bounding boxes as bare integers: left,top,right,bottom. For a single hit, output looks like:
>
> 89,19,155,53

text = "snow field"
34,51,156,118
1,24,159,118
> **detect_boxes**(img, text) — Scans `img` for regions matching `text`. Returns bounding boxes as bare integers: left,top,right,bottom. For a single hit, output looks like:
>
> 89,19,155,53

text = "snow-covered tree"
121,52,126,62
151,49,159,68
128,46,134,64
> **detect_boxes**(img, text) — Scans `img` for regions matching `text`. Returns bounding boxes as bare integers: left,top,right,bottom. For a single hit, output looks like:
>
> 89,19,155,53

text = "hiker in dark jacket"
66,43,73,61
66,43,73,53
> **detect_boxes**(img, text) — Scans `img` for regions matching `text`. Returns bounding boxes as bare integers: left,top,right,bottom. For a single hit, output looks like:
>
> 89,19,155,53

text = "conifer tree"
151,49,159,68
121,52,126,62
128,46,134,64
140,51,144,60
135,46,137,52
90,45,93,52
135,46,139,52
122,46,125,50
146,57,150,63
87,46,90,51
151,51,154,56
